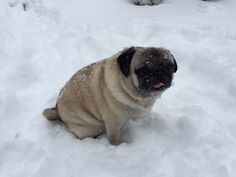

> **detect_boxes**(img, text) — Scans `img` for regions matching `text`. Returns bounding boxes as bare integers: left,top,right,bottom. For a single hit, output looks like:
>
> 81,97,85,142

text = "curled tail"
42,106,60,120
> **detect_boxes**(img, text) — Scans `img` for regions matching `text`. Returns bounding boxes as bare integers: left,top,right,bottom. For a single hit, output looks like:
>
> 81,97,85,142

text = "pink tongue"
153,82,164,89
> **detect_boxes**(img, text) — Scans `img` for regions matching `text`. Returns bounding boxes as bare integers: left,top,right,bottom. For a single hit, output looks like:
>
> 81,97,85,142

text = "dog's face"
117,47,177,96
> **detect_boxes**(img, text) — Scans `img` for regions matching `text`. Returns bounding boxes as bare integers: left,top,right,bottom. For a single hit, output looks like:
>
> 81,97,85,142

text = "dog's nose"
154,70,164,77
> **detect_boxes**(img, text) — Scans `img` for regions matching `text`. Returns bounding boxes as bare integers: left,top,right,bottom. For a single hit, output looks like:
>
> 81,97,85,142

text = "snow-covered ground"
1,0,236,176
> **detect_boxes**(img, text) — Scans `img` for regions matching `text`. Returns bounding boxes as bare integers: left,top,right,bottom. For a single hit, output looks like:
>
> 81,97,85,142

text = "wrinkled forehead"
132,48,174,67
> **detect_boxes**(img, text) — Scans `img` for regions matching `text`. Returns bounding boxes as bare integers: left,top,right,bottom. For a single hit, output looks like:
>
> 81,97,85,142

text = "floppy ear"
170,53,178,73
116,47,136,77
173,58,178,73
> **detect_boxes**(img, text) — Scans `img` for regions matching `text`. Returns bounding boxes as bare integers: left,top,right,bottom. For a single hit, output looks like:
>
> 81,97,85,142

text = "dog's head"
117,47,177,96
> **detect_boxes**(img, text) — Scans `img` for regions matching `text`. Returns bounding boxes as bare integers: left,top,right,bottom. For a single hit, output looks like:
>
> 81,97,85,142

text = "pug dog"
43,47,177,145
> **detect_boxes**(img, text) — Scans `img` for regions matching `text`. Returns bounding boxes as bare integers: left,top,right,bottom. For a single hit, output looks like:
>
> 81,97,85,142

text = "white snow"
1,0,236,177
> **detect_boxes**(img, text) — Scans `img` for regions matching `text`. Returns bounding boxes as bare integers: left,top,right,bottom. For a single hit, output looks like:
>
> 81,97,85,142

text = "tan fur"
43,47,168,145
43,108,59,120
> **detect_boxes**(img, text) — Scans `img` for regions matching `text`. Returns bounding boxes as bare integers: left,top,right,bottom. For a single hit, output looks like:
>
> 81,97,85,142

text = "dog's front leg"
105,118,125,145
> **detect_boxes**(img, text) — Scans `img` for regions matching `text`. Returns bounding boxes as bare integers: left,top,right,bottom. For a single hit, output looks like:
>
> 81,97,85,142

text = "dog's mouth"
149,82,166,92
152,82,165,89
135,66,173,93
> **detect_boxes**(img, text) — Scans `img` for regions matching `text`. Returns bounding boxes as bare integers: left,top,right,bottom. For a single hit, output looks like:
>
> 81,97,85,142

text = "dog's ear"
117,47,136,77
169,53,177,73
173,58,178,73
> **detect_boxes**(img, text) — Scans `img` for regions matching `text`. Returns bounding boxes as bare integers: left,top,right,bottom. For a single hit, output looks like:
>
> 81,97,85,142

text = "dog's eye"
135,66,152,77
146,61,150,65
143,66,153,77
145,61,153,68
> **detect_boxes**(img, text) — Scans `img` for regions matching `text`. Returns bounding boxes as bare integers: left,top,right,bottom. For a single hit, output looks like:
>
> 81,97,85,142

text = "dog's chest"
125,106,151,119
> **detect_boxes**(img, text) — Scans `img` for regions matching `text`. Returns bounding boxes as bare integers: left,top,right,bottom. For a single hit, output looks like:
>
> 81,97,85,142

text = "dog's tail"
42,106,60,120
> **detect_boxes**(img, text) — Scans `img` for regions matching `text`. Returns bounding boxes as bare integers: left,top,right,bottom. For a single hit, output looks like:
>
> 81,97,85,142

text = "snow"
0,0,236,177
